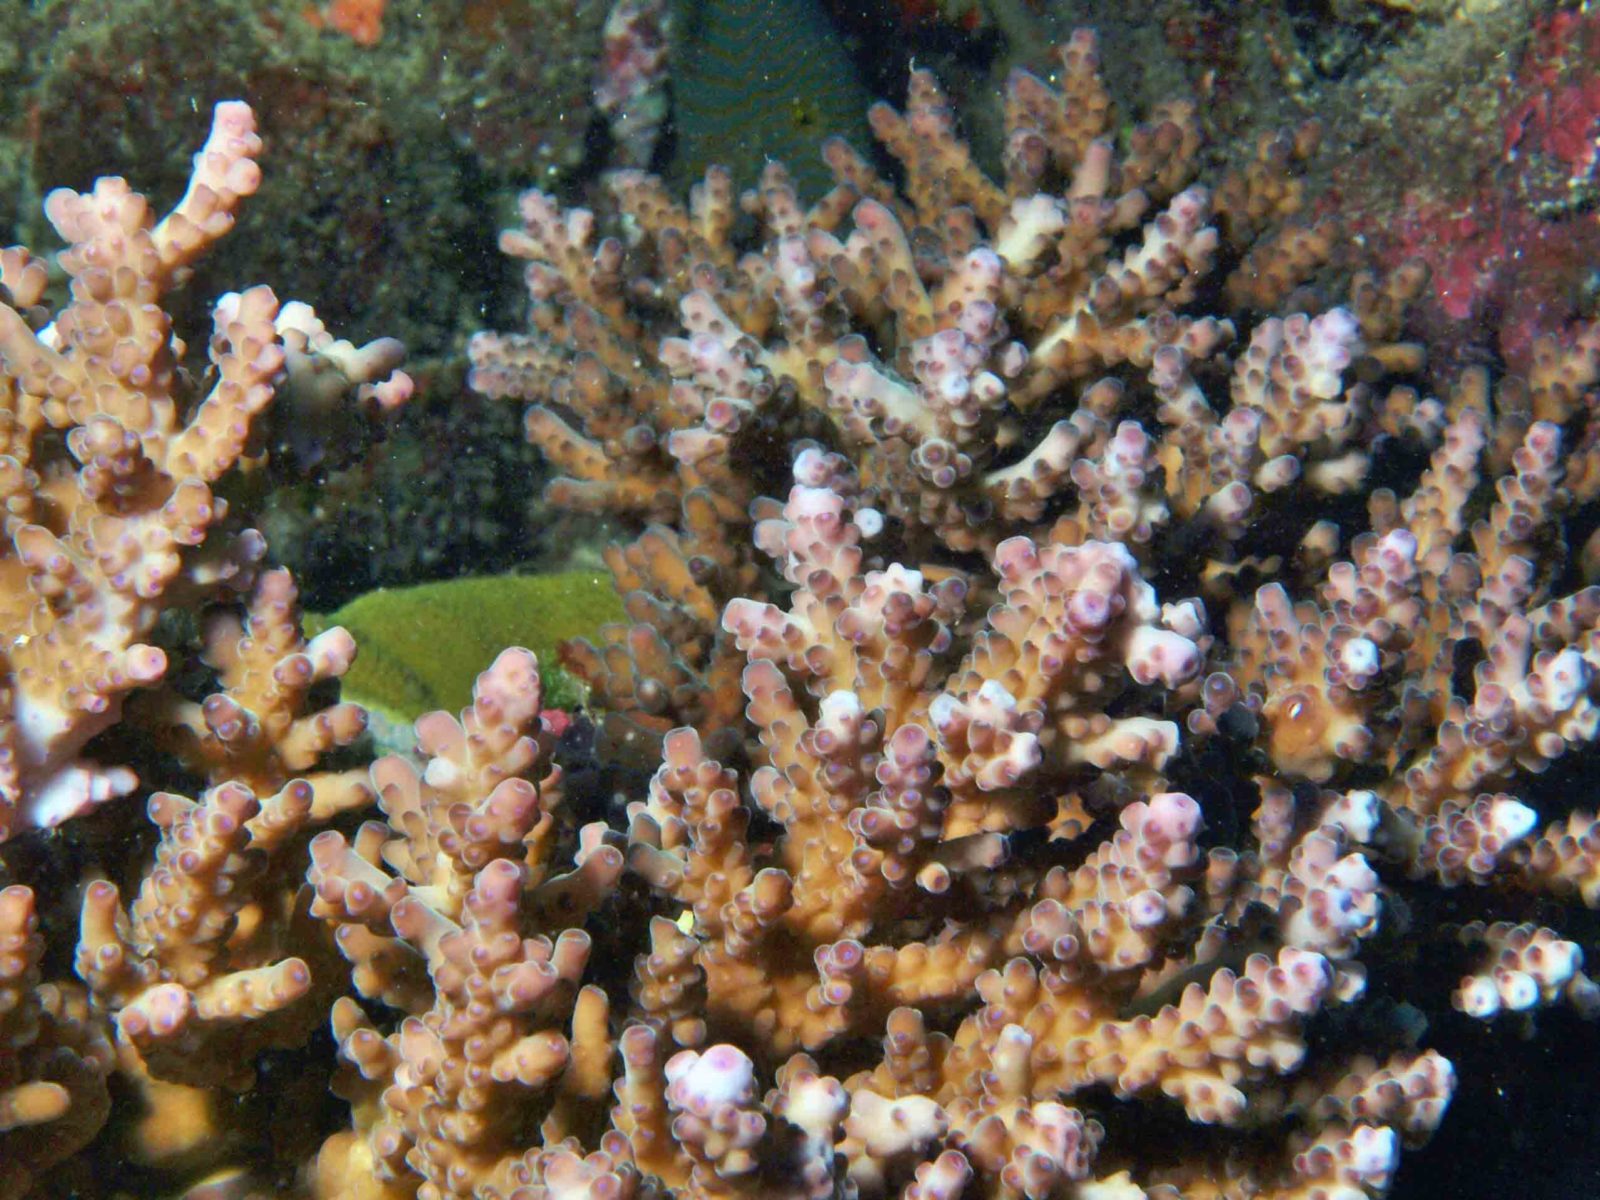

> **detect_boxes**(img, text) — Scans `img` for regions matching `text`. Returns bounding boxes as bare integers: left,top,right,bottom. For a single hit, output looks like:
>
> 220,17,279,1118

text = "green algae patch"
305,570,622,730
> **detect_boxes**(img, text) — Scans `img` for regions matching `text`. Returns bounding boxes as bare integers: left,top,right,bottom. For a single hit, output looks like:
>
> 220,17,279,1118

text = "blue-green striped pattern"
669,0,872,198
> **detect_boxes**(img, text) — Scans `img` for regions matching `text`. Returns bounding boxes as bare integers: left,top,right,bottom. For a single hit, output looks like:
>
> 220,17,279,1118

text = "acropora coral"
4,18,1600,1200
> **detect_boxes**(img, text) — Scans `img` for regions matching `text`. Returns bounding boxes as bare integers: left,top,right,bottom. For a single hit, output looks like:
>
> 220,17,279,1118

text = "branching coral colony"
4,24,1600,1200
0,101,411,1194
465,24,1600,1200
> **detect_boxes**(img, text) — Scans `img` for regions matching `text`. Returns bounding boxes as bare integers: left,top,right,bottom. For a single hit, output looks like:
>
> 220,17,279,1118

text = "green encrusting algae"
304,570,623,732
